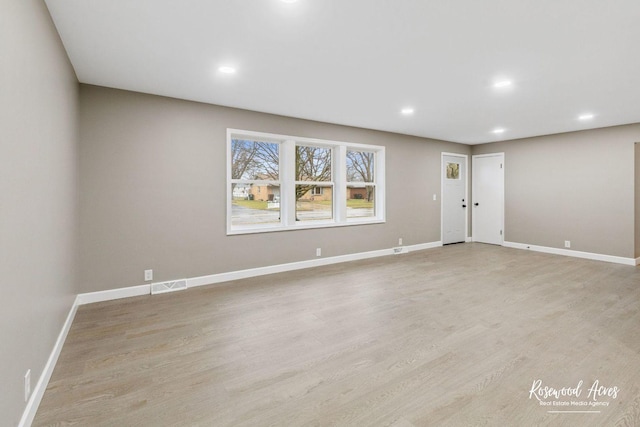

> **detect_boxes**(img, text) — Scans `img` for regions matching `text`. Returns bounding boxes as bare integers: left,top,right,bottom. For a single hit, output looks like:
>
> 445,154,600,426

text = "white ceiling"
45,0,640,144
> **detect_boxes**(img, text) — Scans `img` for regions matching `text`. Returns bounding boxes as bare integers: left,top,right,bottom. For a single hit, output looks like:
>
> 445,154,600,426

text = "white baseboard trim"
19,297,79,427
503,241,637,266
188,241,443,288
636,257,640,266
74,241,443,304
407,241,443,252
76,284,151,305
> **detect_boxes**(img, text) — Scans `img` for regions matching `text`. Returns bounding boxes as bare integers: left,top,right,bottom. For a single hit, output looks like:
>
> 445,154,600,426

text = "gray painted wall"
78,85,470,293
472,125,640,258
0,0,79,424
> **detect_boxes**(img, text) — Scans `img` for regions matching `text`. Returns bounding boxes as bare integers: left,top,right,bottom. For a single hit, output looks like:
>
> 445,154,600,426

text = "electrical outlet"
433,194,437,201
564,241,571,248
24,369,31,402
316,248,321,257
144,269,153,281
398,238,403,245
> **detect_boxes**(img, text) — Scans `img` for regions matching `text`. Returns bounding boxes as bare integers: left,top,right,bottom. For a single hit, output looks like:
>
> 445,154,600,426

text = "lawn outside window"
227,129,385,234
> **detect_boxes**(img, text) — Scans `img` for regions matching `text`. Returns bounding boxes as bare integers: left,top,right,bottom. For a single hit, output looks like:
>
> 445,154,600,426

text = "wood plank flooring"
33,244,640,426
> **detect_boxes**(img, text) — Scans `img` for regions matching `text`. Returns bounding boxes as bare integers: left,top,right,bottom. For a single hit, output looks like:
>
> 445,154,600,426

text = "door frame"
471,152,505,245
441,152,469,244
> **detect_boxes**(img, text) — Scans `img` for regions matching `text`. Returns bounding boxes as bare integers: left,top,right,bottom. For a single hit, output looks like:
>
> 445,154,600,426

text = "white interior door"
442,154,468,244
472,153,504,245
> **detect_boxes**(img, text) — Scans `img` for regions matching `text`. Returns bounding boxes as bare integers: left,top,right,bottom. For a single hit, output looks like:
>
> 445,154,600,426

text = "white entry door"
442,153,467,244
472,153,504,245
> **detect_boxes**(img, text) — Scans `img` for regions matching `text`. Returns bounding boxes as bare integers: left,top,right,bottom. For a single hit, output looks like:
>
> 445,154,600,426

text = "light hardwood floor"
34,244,640,426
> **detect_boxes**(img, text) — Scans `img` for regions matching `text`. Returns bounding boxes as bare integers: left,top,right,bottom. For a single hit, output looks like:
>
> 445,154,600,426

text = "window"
346,149,376,219
228,129,385,234
229,138,280,229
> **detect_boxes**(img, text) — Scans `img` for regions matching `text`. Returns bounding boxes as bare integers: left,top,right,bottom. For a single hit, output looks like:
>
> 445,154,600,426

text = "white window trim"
227,129,385,235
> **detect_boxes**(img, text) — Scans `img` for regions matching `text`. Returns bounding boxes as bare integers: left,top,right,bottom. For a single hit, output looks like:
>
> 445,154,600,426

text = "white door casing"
441,153,468,244
472,153,504,245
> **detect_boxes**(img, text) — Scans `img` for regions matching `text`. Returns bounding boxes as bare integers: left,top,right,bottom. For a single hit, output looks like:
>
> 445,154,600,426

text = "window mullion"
335,145,347,222
281,139,296,227
376,149,385,220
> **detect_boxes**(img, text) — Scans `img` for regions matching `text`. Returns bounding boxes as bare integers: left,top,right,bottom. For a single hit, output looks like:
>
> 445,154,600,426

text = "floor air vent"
151,279,187,295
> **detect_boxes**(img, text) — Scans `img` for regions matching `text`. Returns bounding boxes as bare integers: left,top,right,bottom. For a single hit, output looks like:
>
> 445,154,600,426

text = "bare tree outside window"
231,139,279,181
295,145,332,200
347,150,375,201
347,150,374,183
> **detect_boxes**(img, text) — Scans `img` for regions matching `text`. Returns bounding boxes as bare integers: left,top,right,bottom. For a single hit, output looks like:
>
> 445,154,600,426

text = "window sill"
227,218,385,236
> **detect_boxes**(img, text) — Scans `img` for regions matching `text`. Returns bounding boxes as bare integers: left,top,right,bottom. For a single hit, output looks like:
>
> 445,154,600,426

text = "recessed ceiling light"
492,128,506,134
493,80,513,88
401,107,414,115
578,113,594,121
218,66,236,74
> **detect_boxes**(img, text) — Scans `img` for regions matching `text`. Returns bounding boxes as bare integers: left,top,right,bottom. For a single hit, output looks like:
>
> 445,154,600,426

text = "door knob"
474,202,479,206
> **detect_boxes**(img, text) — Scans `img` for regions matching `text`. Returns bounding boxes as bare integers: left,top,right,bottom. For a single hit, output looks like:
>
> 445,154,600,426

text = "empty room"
3,0,640,426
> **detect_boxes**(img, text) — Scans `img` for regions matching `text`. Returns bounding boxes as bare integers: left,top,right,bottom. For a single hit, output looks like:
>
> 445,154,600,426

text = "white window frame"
227,129,385,235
